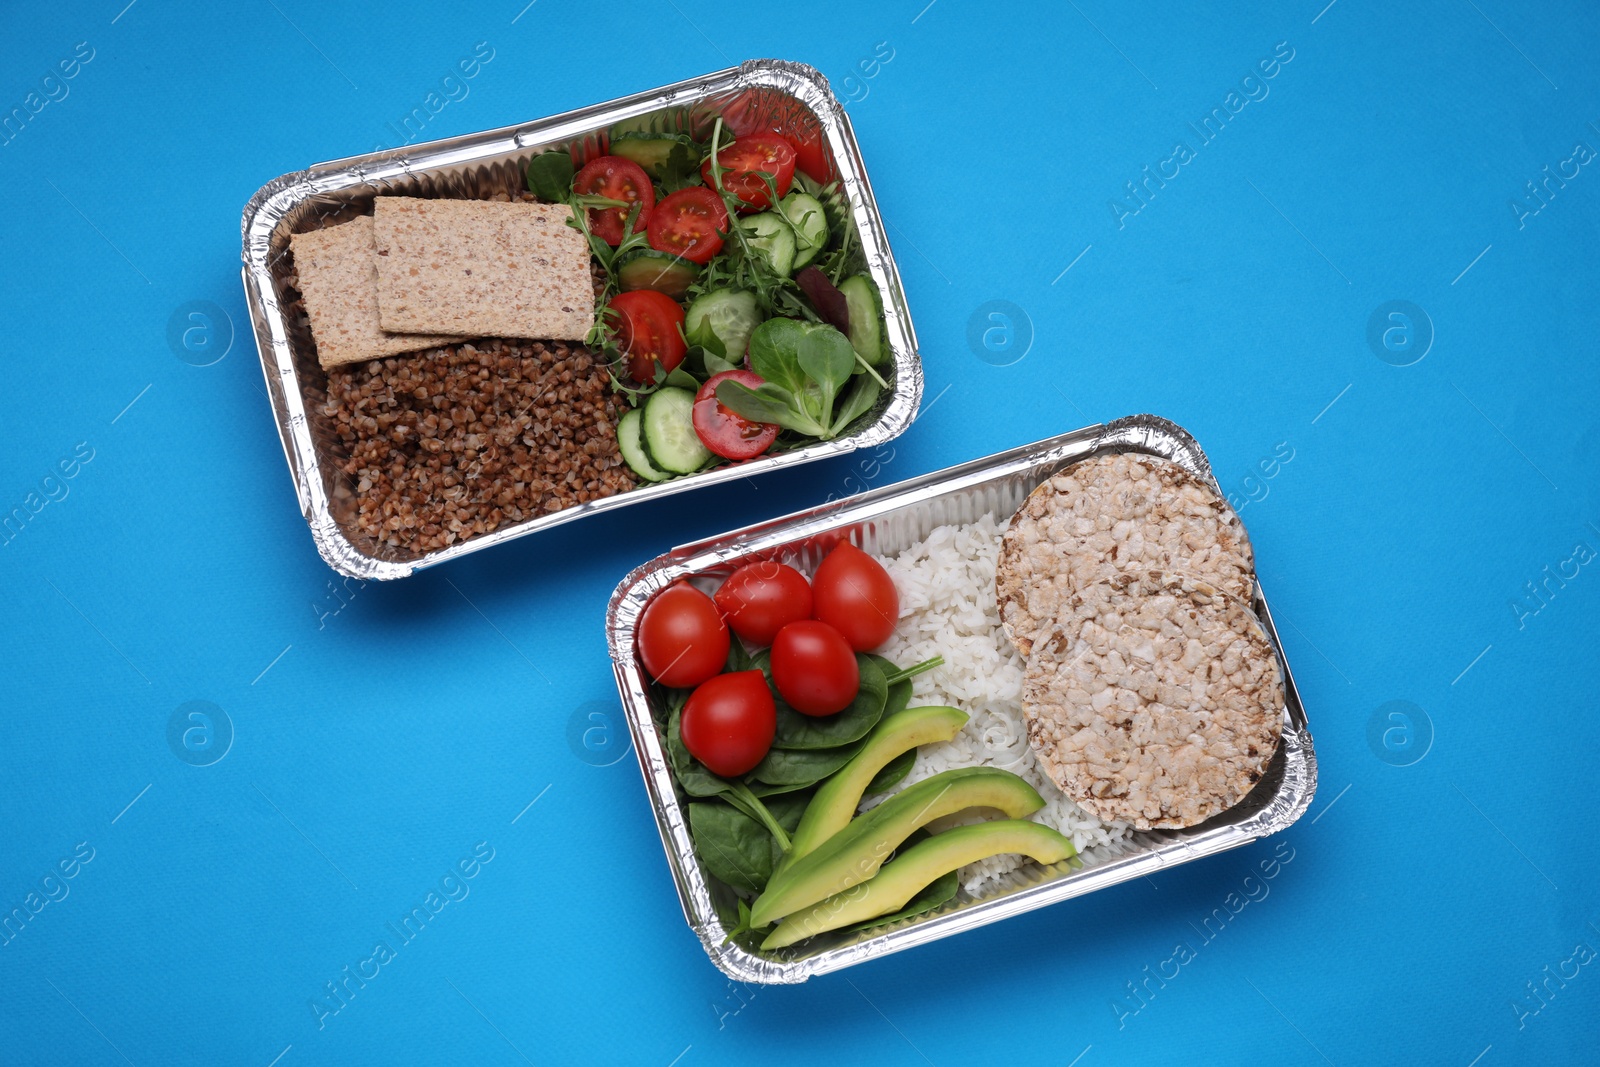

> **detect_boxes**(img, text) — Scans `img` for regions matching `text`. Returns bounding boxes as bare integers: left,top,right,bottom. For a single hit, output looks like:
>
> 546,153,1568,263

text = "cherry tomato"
714,561,813,647
701,135,796,212
811,542,899,652
573,155,655,245
679,670,776,777
719,91,831,182
771,620,859,717
637,582,728,688
609,289,687,384
647,187,728,265
693,370,780,462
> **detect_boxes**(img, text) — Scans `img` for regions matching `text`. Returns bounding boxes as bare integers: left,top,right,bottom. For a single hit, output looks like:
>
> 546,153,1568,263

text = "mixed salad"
524,113,888,484
635,543,1078,952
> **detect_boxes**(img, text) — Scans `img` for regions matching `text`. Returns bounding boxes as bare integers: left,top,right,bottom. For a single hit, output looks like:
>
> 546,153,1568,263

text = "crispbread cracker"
1021,573,1284,830
372,197,593,340
997,452,1254,658
288,216,464,368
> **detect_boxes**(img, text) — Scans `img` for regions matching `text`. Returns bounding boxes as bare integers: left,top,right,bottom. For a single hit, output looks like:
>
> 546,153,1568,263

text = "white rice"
871,513,1132,894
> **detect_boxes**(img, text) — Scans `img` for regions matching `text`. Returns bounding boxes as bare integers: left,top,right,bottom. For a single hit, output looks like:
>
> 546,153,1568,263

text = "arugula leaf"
525,151,575,202
657,140,704,193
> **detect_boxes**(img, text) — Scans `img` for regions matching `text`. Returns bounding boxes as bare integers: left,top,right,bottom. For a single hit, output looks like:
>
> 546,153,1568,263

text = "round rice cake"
1021,575,1284,830
997,452,1254,658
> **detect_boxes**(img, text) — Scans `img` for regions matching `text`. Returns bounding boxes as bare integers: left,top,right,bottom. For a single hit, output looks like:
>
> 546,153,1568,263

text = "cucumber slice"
838,274,887,366
609,131,697,179
616,408,670,483
737,213,796,277
616,249,700,300
778,193,828,270
642,387,712,474
685,289,763,361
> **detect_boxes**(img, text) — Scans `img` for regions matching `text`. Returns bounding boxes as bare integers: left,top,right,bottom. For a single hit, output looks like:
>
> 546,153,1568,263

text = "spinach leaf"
771,654,887,750
745,778,815,798
689,802,774,894
716,380,816,433
844,868,960,934
524,151,575,202
864,747,915,795
748,736,867,787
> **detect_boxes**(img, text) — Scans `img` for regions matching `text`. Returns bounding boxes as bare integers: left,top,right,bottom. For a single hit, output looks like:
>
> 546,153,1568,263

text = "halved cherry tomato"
679,670,775,777
701,135,796,212
811,542,899,651
573,155,655,245
782,125,831,184
719,91,832,184
609,290,687,383
647,187,729,265
694,370,779,461
771,620,859,716
714,561,813,647
637,582,729,688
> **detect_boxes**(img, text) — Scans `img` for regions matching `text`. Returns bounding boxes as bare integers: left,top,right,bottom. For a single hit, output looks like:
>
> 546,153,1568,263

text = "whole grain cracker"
288,216,464,368
997,452,1254,658
1021,573,1284,830
372,197,593,340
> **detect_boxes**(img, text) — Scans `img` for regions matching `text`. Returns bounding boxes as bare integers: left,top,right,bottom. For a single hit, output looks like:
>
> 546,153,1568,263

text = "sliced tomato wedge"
647,187,729,265
573,155,655,245
610,290,687,383
694,369,780,460
782,125,830,184
701,135,796,212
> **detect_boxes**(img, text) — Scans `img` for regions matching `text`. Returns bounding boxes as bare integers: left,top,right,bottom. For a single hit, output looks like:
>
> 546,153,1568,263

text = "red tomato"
637,583,728,688
811,542,899,651
770,620,859,716
714,561,813,646
719,91,831,182
609,290,687,383
679,670,776,777
701,135,796,212
573,155,655,245
782,125,831,184
694,370,780,462
647,187,728,265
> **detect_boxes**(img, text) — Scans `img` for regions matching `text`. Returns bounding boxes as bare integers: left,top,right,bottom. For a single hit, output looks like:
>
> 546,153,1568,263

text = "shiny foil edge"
239,59,922,581
606,414,1318,984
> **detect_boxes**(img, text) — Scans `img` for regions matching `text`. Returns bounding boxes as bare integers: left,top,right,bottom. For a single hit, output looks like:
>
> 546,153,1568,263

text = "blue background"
2,1,1596,1064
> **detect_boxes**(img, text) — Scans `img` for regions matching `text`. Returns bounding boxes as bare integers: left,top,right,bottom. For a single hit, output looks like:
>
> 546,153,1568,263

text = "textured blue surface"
3,2,1597,1064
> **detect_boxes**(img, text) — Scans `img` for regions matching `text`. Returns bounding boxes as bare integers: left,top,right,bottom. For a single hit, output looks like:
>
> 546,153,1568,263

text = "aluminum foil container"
606,414,1318,983
239,60,922,580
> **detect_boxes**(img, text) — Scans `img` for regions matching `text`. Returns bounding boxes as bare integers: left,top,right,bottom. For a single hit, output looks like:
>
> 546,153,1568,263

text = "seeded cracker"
372,197,593,340
997,452,1254,658
288,216,464,368
1021,573,1284,830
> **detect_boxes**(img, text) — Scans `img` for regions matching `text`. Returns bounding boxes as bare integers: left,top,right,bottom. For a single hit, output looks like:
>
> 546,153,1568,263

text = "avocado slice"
778,705,969,875
748,767,1045,928
761,819,1076,949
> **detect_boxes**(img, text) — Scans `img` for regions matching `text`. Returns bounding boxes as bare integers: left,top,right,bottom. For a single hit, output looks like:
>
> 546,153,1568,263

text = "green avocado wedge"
776,706,969,877
748,767,1044,928
761,820,1076,949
